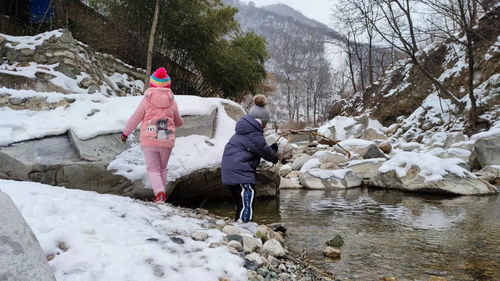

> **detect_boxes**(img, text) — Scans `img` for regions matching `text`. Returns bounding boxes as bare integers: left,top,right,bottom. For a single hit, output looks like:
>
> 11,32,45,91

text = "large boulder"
176,108,218,138
0,192,56,281
344,158,386,179
167,164,280,200
475,166,500,186
314,151,348,165
369,152,498,195
0,135,150,198
470,136,500,168
338,139,386,159
299,169,362,190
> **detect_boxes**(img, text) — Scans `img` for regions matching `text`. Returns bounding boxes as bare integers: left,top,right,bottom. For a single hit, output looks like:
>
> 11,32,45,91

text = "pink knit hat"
149,67,171,88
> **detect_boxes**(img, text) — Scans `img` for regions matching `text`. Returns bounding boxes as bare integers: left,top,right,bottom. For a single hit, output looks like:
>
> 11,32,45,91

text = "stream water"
203,188,500,281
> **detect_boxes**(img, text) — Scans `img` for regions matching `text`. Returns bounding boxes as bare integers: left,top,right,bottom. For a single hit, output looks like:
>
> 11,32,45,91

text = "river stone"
256,225,284,243
314,151,348,165
228,240,243,252
243,236,263,252
475,166,500,185
399,142,421,152
377,142,392,154
291,155,314,171
168,164,280,200
370,166,498,195
223,226,251,236
471,135,500,168
326,234,344,247
279,177,303,189
360,128,387,141
279,164,292,177
345,158,386,180
262,239,286,258
0,192,56,281
190,232,209,241
245,253,265,267
338,139,386,159
224,234,244,244
299,169,363,190
323,246,341,258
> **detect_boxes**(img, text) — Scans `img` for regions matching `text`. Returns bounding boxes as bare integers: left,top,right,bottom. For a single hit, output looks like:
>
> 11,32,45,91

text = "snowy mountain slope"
331,9,500,136
1,180,246,281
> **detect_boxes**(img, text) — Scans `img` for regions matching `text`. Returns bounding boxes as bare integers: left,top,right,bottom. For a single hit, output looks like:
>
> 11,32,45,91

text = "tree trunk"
466,31,477,129
144,0,161,91
368,34,374,86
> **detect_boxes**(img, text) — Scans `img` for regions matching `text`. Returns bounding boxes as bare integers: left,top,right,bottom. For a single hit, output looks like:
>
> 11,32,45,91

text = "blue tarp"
30,0,53,24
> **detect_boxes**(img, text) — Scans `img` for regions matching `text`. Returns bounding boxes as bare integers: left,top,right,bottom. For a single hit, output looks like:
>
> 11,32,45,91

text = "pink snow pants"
143,147,173,195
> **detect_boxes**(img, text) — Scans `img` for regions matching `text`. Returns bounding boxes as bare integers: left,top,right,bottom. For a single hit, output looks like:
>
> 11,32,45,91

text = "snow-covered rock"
338,139,386,159
470,135,500,168
1,180,248,281
475,165,500,185
279,164,292,177
299,169,363,190
299,158,321,173
370,152,498,195
345,158,386,180
318,115,384,141
0,191,56,281
377,141,392,154
399,142,421,152
314,151,348,165
360,128,387,141
291,155,314,171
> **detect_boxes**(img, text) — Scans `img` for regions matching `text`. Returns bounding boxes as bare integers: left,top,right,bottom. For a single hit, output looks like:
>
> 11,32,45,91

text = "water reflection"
204,189,500,280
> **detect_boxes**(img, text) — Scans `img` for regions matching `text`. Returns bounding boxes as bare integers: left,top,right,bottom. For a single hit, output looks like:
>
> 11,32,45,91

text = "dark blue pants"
227,184,256,223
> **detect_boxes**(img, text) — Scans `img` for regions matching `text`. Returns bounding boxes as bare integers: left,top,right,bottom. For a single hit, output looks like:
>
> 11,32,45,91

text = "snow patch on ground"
0,179,246,281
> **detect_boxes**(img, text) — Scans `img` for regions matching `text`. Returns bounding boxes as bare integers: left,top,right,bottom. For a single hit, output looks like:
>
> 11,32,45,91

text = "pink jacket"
123,88,183,148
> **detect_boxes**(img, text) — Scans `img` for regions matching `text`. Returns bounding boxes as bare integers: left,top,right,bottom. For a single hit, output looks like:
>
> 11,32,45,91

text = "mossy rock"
326,234,344,247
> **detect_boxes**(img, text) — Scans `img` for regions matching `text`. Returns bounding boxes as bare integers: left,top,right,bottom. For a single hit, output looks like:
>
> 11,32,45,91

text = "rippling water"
203,189,500,281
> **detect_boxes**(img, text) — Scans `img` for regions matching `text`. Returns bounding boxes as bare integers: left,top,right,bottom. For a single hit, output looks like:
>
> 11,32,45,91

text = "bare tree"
363,0,465,110
423,0,484,128
144,0,161,91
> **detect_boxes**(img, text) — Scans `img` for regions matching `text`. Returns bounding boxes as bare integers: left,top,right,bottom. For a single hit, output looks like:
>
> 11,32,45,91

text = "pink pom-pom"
154,67,167,79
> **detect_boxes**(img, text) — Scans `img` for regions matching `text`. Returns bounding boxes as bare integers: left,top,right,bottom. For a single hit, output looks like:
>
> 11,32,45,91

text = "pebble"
323,246,341,258
245,253,265,267
278,264,287,272
243,235,263,252
257,267,270,277
228,240,244,252
223,225,251,236
262,239,286,257
170,237,184,244
191,232,209,241
225,234,244,244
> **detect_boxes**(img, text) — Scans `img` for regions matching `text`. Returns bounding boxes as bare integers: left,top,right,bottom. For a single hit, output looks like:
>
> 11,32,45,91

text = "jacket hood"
145,87,173,108
235,115,263,135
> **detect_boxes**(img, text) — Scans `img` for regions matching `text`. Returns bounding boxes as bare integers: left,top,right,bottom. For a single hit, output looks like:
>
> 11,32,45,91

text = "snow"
318,116,357,139
108,100,237,183
346,158,386,167
308,168,349,179
2,30,63,50
0,88,229,146
299,158,321,173
338,138,374,148
0,179,247,281
471,122,500,141
378,152,474,182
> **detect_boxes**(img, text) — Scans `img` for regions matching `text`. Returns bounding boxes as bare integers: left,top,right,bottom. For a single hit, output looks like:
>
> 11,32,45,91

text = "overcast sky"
240,0,338,27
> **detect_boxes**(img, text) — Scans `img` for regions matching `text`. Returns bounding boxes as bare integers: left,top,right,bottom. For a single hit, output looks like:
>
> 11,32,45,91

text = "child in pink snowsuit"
121,67,183,203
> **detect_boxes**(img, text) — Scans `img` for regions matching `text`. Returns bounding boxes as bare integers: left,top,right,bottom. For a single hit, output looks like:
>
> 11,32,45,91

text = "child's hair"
253,94,267,107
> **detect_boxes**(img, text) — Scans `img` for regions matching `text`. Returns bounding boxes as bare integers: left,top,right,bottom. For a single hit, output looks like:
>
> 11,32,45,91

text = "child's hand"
120,133,128,143
270,143,279,152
